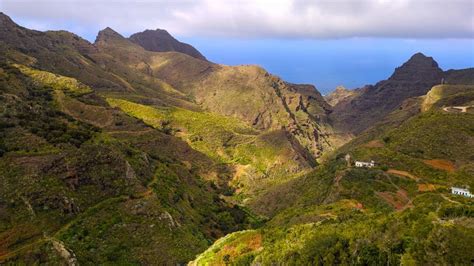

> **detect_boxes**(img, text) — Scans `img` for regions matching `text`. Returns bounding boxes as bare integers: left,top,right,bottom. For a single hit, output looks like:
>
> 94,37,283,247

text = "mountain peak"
410,52,428,58
389,52,443,81
95,27,124,44
147,28,172,36
406,52,437,65
129,29,206,60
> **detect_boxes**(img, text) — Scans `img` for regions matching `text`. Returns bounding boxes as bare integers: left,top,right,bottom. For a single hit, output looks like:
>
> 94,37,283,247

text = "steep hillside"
0,61,263,264
0,13,350,263
0,13,349,202
129,29,207,60
92,27,344,160
192,83,474,265
0,12,344,162
331,53,444,134
88,26,344,199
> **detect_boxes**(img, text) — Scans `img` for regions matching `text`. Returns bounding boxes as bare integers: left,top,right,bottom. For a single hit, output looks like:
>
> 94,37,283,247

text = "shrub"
439,205,474,218
0,121,14,129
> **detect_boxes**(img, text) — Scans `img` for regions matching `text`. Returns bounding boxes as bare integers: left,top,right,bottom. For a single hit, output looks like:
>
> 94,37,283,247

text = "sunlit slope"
107,98,315,200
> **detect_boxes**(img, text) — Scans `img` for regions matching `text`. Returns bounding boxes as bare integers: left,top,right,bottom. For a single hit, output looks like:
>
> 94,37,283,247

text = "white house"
355,160,375,168
451,187,474,198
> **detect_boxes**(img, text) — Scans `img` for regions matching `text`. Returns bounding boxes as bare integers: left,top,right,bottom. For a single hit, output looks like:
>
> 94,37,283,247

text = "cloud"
1,0,473,39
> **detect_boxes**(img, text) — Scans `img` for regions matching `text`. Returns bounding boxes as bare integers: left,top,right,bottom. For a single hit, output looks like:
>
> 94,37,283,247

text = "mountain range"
0,12,473,265
328,52,473,134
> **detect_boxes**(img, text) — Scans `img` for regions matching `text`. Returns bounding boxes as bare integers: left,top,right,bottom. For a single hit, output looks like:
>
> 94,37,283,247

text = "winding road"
442,105,473,113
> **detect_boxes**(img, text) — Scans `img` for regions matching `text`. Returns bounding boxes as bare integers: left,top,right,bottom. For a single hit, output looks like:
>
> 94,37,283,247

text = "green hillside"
106,98,314,201
190,84,474,265
0,62,258,264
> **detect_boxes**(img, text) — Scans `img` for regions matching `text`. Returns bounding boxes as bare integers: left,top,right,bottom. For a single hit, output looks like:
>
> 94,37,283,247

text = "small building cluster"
451,187,473,198
355,160,375,168
344,154,376,168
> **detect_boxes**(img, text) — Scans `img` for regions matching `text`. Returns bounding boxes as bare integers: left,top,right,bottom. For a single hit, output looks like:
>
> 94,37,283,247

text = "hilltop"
129,29,207,60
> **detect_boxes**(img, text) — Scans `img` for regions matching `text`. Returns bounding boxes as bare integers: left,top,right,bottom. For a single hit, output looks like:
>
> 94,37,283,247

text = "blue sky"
2,0,473,94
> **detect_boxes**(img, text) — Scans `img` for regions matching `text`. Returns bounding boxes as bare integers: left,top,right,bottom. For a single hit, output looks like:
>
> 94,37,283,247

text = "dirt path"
363,140,384,148
387,169,419,181
418,183,437,192
378,174,413,211
0,239,48,262
0,236,77,265
377,190,411,210
107,128,155,135
334,172,344,186
441,194,462,205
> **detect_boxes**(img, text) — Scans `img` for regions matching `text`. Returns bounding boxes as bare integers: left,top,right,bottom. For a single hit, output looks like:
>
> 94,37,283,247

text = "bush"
0,121,14,129
300,233,351,265
439,205,474,218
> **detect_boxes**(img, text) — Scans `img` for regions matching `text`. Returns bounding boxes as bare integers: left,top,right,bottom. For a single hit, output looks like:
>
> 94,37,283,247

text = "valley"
0,11,473,265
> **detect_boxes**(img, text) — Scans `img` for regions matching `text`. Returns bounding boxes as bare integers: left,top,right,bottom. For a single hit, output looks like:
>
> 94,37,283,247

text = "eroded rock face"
331,53,444,134
325,86,359,107
129,29,207,60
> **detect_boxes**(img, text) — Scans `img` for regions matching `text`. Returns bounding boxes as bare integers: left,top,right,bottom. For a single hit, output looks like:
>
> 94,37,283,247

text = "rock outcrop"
325,85,359,107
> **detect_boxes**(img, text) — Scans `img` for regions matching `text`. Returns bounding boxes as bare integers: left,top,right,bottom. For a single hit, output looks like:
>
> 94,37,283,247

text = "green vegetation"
107,98,258,162
107,98,313,200
193,191,474,265
14,64,93,95
2,14,473,265
191,85,474,265
0,61,254,264
191,230,262,265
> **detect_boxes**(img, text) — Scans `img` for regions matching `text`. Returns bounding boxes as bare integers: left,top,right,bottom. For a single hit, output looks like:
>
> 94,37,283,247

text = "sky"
1,0,473,93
